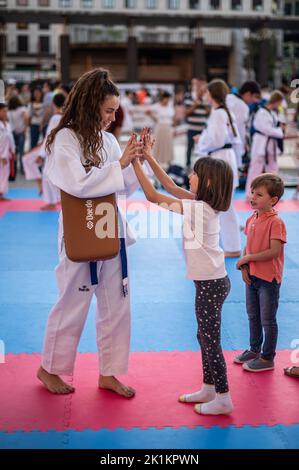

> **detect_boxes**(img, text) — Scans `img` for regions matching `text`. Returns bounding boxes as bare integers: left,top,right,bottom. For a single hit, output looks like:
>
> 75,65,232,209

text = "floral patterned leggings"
194,276,231,394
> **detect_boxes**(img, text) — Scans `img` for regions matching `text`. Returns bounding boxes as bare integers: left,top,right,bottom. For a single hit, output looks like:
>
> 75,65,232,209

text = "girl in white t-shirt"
132,131,234,415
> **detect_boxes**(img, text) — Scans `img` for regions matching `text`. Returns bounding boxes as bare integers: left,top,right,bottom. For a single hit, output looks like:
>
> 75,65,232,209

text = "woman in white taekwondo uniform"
37,69,145,398
195,79,242,258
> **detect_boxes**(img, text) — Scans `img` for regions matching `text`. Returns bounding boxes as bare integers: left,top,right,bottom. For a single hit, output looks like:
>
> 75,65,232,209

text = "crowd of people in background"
0,75,298,209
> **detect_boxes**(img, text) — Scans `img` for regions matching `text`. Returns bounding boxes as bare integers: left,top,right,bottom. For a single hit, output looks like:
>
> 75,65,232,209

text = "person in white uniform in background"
0,103,15,200
226,81,261,168
245,90,285,200
37,69,146,398
22,144,44,195
39,93,66,210
147,91,175,169
120,90,134,134
7,95,29,175
195,79,242,258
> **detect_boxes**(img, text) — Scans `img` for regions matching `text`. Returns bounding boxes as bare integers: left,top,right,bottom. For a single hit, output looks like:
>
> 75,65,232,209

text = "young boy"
235,173,286,372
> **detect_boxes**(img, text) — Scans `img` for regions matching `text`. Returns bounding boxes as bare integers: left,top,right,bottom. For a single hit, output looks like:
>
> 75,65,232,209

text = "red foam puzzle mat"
1,351,298,432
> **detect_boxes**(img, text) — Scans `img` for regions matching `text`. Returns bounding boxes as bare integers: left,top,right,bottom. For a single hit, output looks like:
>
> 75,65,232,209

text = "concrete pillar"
193,24,206,80
229,29,246,88
127,19,138,83
60,23,70,84
273,29,283,88
0,23,5,80
258,29,270,86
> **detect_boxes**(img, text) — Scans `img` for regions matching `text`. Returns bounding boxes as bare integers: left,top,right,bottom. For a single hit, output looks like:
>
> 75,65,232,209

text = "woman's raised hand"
119,134,143,169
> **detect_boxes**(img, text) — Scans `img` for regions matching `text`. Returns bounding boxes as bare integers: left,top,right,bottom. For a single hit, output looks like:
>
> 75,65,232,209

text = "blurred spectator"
148,91,175,169
184,78,209,168
174,86,185,125
108,105,124,141
41,82,54,136
121,90,134,134
29,86,44,149
8,96,29,174
19,83,31,106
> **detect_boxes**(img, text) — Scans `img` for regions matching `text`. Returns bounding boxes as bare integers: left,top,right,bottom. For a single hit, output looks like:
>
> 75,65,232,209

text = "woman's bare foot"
40,203,57,211
99,375,135,398
37,366,75,394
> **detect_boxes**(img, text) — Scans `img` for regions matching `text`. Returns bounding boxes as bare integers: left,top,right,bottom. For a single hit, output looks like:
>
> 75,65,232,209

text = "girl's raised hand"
140,127,155,161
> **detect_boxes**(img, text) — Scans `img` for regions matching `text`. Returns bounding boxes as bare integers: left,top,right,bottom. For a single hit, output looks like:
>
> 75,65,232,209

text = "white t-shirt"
8,106,27,134
151,102,175,125
182,199,227,281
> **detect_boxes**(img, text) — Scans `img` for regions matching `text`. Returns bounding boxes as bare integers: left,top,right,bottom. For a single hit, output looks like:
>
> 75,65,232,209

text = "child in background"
132,131,234,415
235,174,286,372
39,93,66,210
0,103,15,200
245,91,285,200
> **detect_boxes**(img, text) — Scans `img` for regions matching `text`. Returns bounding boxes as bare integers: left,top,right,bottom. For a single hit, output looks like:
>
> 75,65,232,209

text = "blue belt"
89,214,128,297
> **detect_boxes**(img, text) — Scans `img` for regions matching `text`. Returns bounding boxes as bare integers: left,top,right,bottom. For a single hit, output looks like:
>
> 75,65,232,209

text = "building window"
145,0,156,8
59,0,72,6
284,1,292,14
210,0,221,9
125,0,136,6
17,23,28,30
16,0,28,5
39,24,50,30
17,35,28,53
231,0,242,10
295,1,299,14
189,0,200,8
81,0,93,6
39,36,50,53
168,0,180,8
38,0,50,6
102,0,115,7
252,0,263,11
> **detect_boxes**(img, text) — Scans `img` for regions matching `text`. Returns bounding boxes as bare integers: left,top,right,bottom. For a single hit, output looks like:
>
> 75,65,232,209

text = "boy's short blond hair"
251,173,284,202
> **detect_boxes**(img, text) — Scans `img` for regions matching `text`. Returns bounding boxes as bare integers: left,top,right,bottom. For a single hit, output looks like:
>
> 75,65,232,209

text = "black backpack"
166,164,189,189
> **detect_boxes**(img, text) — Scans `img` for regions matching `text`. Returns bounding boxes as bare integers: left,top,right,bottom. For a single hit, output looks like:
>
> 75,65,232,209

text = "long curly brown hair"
46,68,119,167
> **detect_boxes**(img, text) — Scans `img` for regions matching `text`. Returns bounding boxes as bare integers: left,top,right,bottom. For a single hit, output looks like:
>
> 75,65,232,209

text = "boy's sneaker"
243,357,274,372
234,350,260,364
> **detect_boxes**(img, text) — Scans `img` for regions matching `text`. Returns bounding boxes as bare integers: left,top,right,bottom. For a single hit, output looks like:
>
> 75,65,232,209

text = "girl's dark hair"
208,79,237,137
52,92,66,109
31,86,43,103
239,80,261,96
193,157,233,212
8,96,23,110
160,91,171,100
46,68,119,166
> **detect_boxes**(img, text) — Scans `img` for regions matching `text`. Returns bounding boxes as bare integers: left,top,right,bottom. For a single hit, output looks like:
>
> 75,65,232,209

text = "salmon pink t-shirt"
244,209,286,283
